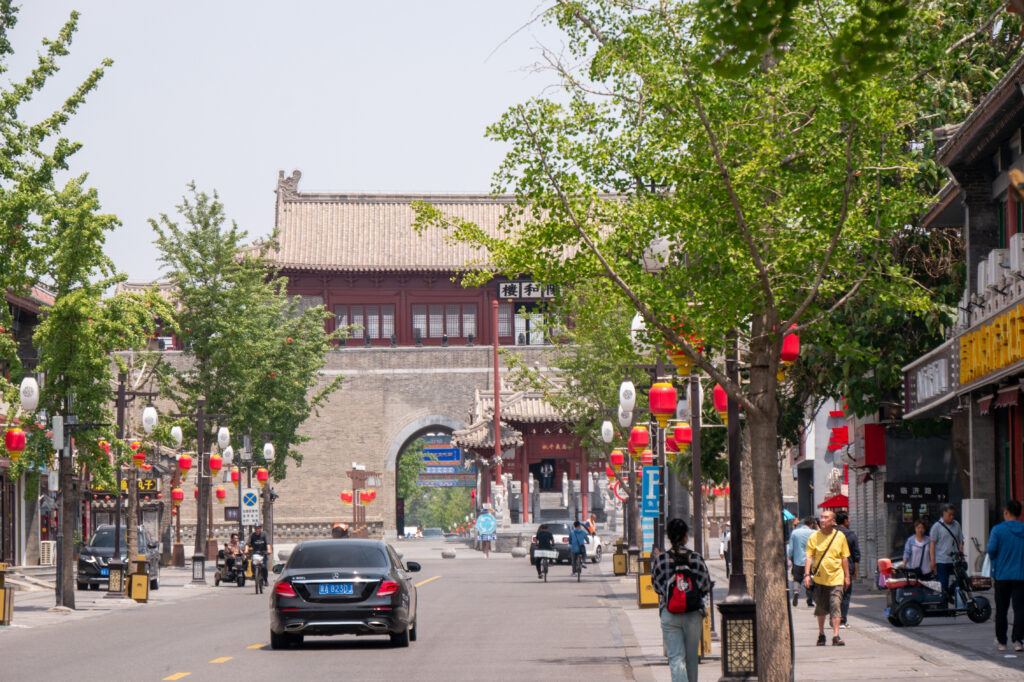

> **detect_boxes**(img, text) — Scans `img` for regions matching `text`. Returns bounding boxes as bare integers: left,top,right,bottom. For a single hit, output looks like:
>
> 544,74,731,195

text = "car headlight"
80,554,97,563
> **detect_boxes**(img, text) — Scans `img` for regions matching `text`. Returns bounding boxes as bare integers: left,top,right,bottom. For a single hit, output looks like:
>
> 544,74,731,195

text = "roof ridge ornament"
277,169,302,200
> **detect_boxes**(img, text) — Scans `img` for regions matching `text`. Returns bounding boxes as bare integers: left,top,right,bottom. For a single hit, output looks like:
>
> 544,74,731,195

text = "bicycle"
572,551,584,582
251,552,267,594
535,548,557,583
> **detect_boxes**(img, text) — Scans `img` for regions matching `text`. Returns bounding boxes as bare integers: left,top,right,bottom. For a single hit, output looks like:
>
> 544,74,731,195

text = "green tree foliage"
415,3,1016,678
0,3,112,398
151,185,340,480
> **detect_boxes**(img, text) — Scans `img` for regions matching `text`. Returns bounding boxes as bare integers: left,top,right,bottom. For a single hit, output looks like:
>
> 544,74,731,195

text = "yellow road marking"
210,657,232,663
163,675,190,681
246,644,264,649
415,575,441,587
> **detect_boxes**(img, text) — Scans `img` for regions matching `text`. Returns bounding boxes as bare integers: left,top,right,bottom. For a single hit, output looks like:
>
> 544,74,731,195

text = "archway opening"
394,427,474,538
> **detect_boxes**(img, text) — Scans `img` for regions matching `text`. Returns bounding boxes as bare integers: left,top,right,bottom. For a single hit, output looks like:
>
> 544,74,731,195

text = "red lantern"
649,382,677,427
780,326,800,363
341,491,353,505
171,488,184,506
713,384,729,424
178,453,193,480
133,447,146,468
5,427,26,462
194,487,199,500
665,436,679,454
256,467,269,488
628,425,649,454
215,486,227,503
230,468,240,488
359,490,374,505
674,424,692,450
209,453,223,474
665,317,704,375
609,449,624,470
640,449,654,466
605,465,616,480
141,463,152,471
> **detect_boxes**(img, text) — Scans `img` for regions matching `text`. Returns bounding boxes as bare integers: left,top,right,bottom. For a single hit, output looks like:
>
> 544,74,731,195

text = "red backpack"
666,550,704,614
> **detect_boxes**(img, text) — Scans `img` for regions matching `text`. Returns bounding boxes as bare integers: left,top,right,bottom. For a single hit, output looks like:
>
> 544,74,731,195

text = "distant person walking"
987,499,1024,652
901,520,933,578
930,503,964,603
803,510,850,646
787,517,815,607
835,511,860,628
720,522,731,577
652,518,712,682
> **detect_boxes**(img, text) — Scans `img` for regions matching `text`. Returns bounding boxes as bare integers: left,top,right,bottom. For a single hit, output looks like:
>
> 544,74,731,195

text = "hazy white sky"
12,1,561,281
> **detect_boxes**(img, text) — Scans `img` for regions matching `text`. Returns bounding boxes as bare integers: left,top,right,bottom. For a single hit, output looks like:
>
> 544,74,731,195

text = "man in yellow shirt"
803,510,851,646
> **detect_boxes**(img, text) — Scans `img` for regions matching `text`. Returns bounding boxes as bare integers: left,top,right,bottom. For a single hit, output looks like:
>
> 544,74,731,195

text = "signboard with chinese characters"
497,281,557,300
91,478,161,493
422,447,461,465
416,473,476,487
883,482,948,504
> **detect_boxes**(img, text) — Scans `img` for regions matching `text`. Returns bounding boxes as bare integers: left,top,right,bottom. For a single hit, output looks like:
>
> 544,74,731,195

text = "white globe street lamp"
170,425,183,447
619,380,636,412
142,406,159,434
217,426,230,450
222,446,234,466
263,442,275,460
618,406,633,428
600,420,615,444
19,376,39,412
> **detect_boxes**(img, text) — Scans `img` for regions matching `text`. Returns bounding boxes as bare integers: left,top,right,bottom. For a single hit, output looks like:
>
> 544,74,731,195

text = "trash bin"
128,554,150,603
0,562,14,625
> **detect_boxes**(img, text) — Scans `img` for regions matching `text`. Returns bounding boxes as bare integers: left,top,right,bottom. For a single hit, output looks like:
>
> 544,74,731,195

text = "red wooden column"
580,446,588,520
520,445,529,523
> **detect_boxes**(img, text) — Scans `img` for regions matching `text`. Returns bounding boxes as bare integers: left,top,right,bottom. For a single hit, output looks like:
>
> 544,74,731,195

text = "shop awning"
978,395,994,416
993,387,1020,410
819,494,848,509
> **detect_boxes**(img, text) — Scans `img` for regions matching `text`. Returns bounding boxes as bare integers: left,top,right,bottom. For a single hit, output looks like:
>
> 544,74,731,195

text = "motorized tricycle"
878,552,991,627
214,548,246,587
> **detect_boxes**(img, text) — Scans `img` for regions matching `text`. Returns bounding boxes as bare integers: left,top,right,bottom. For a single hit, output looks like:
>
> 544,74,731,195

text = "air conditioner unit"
977,259,988,294
39,540,56,566
1010,232,1024,272
987,249,1008,289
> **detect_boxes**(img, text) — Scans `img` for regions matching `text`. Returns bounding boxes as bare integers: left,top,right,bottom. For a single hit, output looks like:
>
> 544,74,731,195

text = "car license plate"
318,583,353,595
100,568,109,576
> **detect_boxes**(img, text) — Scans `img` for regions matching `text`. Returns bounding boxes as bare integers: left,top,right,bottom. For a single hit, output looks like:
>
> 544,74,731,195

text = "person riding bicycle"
569,521,589,572
535,526,555,579
247,523,272,577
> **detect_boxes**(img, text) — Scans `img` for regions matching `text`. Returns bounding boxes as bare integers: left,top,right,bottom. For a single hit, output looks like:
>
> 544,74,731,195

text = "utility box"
612,552,627,576
636,572,659,608
0,562,13,625
128,554,150,603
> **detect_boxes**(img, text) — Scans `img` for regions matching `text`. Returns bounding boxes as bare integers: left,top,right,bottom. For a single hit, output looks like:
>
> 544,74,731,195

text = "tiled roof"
269,170,517,272
450,420,523,451
473,388,569,424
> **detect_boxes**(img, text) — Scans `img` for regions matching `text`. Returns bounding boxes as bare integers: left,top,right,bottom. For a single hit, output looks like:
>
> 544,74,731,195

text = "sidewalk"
609,556,1024,681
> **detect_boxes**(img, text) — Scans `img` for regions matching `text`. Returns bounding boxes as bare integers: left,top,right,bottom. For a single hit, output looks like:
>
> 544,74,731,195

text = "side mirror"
405,561,421,573
272,563,284,574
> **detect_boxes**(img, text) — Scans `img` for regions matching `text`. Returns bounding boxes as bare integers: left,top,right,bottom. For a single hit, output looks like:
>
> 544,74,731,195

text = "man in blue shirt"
987,499,1024,651
569,521,589,573
787,516,816,607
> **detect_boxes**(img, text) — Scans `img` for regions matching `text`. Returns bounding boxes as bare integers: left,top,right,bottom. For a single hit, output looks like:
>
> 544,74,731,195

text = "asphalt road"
2,541,636,681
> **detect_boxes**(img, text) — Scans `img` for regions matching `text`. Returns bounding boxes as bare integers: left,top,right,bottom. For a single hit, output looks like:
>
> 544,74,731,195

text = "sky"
11,1,562,281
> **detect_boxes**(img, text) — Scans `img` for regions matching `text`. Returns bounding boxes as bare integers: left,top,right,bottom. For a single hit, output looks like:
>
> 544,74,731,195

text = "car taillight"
377,580,399,597
532,536,537,544
274,581,296,598
561,536,570,544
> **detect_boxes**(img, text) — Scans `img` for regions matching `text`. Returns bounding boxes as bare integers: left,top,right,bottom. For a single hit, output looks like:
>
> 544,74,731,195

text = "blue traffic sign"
641,518,654,554
475,513,497,536
641,466,660,518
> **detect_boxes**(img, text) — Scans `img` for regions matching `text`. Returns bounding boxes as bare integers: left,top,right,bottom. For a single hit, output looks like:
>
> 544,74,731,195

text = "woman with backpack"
652,518,713,681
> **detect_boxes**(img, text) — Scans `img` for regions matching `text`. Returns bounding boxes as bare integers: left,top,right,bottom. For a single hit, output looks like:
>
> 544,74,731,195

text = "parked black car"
269,539,420,649
77,524,161,591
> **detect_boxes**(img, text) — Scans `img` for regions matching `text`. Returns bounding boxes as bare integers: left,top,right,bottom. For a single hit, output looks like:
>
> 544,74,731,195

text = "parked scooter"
214,549,246,587
878,552,991,627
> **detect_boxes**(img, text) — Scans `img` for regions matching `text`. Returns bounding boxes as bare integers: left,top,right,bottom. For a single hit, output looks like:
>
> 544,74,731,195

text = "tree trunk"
59,457,76,608
741,426,757,595
748,353,792,682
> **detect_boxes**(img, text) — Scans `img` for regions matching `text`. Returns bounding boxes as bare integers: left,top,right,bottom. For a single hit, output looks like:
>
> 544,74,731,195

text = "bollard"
128,554,150,603
0,563,13,625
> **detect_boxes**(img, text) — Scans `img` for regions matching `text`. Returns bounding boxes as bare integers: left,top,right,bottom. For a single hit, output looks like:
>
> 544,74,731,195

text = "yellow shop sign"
959,304,1024,384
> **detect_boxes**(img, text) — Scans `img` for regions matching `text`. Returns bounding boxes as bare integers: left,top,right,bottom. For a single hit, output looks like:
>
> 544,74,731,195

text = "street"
3,539,1024,681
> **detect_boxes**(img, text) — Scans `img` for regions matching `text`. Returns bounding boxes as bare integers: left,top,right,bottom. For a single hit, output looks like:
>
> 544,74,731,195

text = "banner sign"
883,482,948,504
416,473,476,487
422,447,461,465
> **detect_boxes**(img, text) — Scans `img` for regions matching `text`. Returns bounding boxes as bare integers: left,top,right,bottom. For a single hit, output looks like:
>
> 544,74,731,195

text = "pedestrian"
720,522,731,577
652,518,712,682
331,522,350,538
901,520,933,578
803,510,851,646
987,499,1024,652
835,511,860,628
787,516,815,607
584,513,597,535
929,503,964,603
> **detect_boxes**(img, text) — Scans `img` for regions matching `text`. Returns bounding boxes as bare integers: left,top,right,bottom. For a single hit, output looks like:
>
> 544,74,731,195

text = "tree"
151,185,340,550
414,3,1016,678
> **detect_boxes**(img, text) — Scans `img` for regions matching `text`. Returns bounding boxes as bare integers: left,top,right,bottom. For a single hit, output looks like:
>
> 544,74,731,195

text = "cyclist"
569,521,589,574
247,523,272,584
535,525,555,579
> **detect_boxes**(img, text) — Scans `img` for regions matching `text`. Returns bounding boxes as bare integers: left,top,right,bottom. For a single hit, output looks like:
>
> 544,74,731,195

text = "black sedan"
77,524,161,591
270,539,420,649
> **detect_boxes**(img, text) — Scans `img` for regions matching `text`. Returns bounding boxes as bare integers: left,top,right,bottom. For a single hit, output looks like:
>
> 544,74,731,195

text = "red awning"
993,388,1020,410
819,494,849,509
978,395,994,416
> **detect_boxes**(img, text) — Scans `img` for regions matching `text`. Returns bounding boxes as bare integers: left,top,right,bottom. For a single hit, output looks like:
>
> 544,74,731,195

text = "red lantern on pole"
215,486,227,504
230,468,240,488
609,449,625,471
5,427,26,462
209,453,223,475
341,491,353,505
673,423,692,451
256,467,269,487
132,447,146,468
713,384,729,424
359,490,374,505
640,449,654,467
171,488,184,506
194,487,199,500
627,425,649,454
779,325,800,380
178,453,192,480
649,382,677,427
